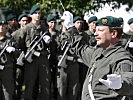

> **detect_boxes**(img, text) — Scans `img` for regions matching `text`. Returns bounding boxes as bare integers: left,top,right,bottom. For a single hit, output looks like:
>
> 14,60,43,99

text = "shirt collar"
102,43,122,58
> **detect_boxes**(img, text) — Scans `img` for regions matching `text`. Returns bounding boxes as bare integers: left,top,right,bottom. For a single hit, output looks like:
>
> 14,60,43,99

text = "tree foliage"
0,0,133,18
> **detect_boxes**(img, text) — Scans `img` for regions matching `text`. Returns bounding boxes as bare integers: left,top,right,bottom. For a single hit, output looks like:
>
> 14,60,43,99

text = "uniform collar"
101,42,122,58
30,22,41,29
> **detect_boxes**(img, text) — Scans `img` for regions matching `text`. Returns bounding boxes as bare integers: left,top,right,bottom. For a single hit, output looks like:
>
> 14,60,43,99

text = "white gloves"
0,65,4,70
128,42,133,48
99,74,122,89
6,46,15,53
43,35,51,44
61,11,74,29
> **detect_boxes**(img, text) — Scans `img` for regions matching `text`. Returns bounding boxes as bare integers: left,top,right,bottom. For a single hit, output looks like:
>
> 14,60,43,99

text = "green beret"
59,16,65,22
47,15,56,22
118,17,124,25
128,18,133,25
30,5,40,15
59,19,64,23
96,16,121,27
6,14,16,21
0,18,6,24
118,17,123,23
73,16,82,23
18,13,28,21
88,16,97,23
58,18,64,25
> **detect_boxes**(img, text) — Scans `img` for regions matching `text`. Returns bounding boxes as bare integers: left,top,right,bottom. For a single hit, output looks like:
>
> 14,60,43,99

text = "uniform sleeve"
24,26,32,48
12,30,19,43
15,27,27,51
114,60,133,95
70,35,95,66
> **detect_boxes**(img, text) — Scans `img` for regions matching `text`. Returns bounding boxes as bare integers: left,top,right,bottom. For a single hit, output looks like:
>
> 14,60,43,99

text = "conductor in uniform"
69,16,133,100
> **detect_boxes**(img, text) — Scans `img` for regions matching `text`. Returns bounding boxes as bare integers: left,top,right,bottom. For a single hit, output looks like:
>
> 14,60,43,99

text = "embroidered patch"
121,63,131,72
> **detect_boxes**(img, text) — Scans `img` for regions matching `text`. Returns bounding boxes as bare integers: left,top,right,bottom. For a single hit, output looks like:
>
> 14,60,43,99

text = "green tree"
0,0,133,18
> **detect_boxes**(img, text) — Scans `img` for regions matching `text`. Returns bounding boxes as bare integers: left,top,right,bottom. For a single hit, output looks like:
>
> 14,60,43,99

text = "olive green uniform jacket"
12,22,50,100
70,36,133,100
0,36,15,100
57,26,80,100
84,30,97,47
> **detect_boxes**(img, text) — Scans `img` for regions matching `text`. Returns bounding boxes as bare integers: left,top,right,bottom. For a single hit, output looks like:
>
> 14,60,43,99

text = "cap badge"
101,18,108,24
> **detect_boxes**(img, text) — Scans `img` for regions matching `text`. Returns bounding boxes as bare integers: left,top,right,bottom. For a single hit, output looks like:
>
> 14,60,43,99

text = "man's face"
8,18,17,27
74,21,83,30
61,21,64,26
94,26,112,48
31,10,41,21
48,21,56,29
19,17,29,28
88,21,96,30
0,24,6,33
129,23,133,30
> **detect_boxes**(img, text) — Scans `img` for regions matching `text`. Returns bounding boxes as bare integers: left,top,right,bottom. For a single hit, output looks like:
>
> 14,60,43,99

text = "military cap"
0,18,6,24
96,16,121,27
58,19,64,24
6,14,16,21
118,17,124,25
128,18,133,25
47,15,56,22
73,16,82,23
18,13,28,21
118,17,123,23
30,5,40,15
58,16,65,24
88,16,97,23
59,19,64,23
60,16,65,22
